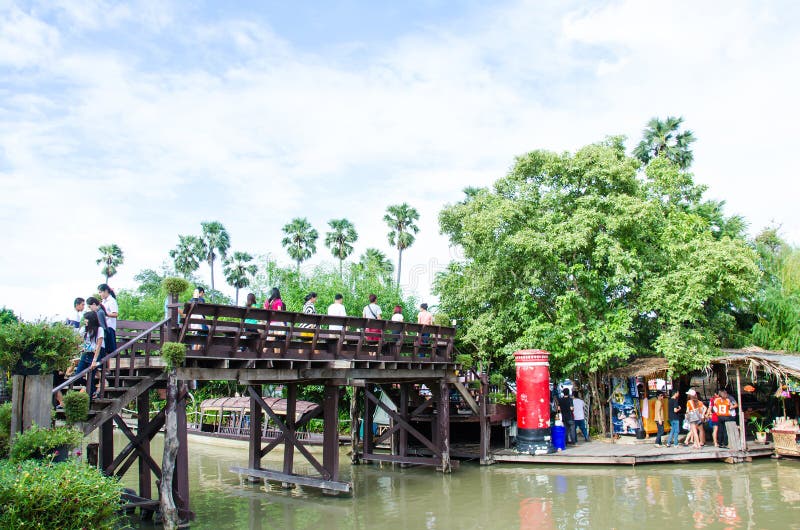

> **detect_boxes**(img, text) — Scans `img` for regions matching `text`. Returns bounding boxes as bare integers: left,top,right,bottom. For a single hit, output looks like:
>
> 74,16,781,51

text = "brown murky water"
124,434,800,530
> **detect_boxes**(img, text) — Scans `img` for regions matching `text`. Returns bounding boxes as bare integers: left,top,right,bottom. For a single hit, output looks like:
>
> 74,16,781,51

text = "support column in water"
515,349,554,454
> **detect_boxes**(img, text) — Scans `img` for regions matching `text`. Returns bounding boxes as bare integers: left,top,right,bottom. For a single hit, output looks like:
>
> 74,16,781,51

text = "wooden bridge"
53,299,484,522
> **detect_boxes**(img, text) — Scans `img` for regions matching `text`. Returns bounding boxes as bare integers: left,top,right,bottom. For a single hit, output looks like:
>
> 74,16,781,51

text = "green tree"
384,203,420,286
282,218,318,272
223,251,258,305
436,137,759,430
169,235,203,278
352,248,394,286
96,244,124,283
749,228,800,351
633,116,696,169
199,221,231,291
325,219,358,277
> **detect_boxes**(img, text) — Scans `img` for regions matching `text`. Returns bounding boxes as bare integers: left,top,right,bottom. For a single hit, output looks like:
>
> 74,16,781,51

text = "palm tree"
281,217,318,272
223,251,257,305
97,244,124,283
633,116,696,169
169,235,203,278
325,219,358,278
383,203,420,286
199,221,231,291
354,248,394,284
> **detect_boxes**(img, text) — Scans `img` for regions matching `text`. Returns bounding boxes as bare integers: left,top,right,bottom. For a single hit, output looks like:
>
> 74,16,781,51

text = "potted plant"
0,320,81,376
749,416,771,444
9,424,83,463
63,391,90,426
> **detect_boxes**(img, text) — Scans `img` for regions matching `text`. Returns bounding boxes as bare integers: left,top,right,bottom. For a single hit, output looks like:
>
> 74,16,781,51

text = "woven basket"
773,430,800,457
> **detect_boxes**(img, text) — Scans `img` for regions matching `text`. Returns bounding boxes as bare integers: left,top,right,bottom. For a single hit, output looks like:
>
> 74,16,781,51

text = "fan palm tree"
281,217,318,272
633,116,696,169
354,248,394,284
97,244,124,283
199,221,231,291
169,235,203,278
383,203,420,286
223,251,257,305
325,219,358,278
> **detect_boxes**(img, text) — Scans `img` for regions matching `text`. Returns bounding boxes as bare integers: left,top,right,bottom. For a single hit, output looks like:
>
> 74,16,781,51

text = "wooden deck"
493,440,775,465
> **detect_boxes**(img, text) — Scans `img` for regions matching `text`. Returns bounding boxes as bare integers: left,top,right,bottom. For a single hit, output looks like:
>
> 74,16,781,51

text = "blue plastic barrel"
551,425,567,451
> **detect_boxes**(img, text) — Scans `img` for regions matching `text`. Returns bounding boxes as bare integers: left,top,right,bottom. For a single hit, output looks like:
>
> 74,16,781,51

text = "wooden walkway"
493,440,775,466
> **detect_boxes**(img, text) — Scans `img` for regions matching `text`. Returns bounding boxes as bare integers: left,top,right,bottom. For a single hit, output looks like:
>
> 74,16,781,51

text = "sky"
1,0,799,321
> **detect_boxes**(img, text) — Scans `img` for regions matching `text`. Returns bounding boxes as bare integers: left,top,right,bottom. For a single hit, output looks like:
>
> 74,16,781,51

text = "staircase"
54,319,171,435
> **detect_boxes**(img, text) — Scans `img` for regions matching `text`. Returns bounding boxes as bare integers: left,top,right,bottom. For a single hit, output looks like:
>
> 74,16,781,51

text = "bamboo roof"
608,357,670,379
715,348,800,382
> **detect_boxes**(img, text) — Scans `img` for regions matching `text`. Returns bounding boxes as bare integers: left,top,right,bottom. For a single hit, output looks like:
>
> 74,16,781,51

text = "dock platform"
493,440,775,466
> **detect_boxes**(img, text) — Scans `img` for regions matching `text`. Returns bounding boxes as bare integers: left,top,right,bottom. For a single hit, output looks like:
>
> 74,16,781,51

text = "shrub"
0,320,82,374
9,425,83,462
63,392,90,425
162,277,191,296
0,402,10,458
489,373,506,388
455,353,474,369
0,459,122,529
160,342,187,371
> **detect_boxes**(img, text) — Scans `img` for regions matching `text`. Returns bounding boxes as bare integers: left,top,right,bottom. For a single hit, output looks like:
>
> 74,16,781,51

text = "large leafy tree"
325,219,358,277
223,251,258,305
169,235,203,278
97,244,124,283
633,116,696,169
199,221,230,291
282,217,318,272
384,203,420,286
352,248,394,287
436,137,759,429
748,229,800,351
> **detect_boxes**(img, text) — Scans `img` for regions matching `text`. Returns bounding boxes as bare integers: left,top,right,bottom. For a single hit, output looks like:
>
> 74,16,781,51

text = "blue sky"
2,0,799,320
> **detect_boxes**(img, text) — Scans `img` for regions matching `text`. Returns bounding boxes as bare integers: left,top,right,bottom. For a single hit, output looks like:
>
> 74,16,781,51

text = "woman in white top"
391,305,404,322
75,311,105,398
362,294,382,341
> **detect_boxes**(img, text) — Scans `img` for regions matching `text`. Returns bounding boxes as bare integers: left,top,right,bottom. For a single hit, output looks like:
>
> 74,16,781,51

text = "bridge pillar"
137,392,153,520
99,420,114,472
248,384,263,483
175,381,190,518
436,379,451,472
281,384,297,489
322,384,340,494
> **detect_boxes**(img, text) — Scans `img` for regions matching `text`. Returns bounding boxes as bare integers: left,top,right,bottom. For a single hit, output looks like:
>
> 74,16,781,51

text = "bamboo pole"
736,367,746,453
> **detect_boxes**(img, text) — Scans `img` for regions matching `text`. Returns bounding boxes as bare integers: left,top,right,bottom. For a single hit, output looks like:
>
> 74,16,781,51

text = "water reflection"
123,434,800,530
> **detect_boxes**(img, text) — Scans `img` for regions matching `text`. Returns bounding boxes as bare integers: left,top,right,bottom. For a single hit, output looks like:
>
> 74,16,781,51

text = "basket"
772,430,800,457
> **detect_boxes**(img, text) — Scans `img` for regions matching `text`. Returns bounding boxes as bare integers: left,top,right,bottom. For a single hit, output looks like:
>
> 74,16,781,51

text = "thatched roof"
199,396,319,416
608,357,670,379
715,348,800,382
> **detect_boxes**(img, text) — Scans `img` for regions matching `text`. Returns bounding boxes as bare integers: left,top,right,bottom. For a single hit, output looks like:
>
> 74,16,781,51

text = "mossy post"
161,277,189,342
159,341,187,530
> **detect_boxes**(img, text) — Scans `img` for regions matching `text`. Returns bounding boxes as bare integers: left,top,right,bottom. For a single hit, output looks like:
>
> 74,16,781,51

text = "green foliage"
436,136,759,378
160,342,187,371
748,415,771,433
633,116,696,169
96,243,124,283
325,218,358,276
488,392,514,405
282,217,319,271
223,251,258,304
0,320,82,373
170,234,204,278
162,276,191,296
0,459,123,529
63,391,89,425
9,425,83,462
749,230,800,351
489,373,506,388
455,353,474,369
0,307,18,326
200,221,232,291
0,402,11,457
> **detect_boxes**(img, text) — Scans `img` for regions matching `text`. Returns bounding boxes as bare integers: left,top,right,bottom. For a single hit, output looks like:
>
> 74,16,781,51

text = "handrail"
53,318,170,396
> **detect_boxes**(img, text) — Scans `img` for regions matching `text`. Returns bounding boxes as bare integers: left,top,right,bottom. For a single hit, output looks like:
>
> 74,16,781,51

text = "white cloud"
1,0,799,320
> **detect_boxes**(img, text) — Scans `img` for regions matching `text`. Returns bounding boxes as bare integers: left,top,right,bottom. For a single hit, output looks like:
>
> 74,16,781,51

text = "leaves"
281,217,319,271
96,244,124,282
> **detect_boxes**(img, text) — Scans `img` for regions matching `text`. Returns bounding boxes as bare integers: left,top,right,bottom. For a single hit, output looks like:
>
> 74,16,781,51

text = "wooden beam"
230,467,351,493
322,385,340,485
452,380,479,415
248,385,263,482
365,388,439,456
437,379,451,472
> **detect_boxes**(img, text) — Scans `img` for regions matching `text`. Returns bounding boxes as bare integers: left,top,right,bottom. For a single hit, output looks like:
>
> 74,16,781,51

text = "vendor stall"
608,357,671,436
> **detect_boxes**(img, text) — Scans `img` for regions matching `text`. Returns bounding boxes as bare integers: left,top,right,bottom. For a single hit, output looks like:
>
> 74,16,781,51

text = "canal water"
125,435,800,530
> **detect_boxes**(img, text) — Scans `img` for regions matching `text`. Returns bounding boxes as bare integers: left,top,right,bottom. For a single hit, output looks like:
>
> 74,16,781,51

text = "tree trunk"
209,260,215,291
588,372,607,436
396,248,403,287
160,370,179,530
235,287,239,306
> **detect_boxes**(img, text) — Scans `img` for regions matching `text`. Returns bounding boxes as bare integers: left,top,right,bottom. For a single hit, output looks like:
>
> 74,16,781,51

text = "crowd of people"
658,388,739,449
56,284,119,407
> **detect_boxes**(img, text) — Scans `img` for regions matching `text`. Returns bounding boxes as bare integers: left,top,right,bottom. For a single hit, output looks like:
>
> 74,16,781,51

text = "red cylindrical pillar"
515,349,553,454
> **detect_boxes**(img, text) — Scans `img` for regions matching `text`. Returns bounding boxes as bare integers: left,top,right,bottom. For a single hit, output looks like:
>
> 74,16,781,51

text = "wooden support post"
399,384,408,460
736,368,746,453
437,379,451,472
363,384,374,458
248,385,263,483
282,384,296,488
350,386,361,464
175,382,190,518
10,374,53,436
479,373,492,465
137,392,153,520
322,384,340,494
166,293,179,342
99,419,114,474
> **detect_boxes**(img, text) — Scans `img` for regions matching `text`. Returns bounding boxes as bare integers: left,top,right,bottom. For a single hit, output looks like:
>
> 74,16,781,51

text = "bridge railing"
179,303,455,363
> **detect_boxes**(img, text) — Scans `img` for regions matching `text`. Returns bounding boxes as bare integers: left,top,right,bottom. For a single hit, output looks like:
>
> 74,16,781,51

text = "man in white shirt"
66,297,85,332
327,294,347,330
573,391,590,442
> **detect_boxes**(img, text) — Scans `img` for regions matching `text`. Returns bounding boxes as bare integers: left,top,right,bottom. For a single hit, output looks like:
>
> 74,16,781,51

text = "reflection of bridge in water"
55,299,495,522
